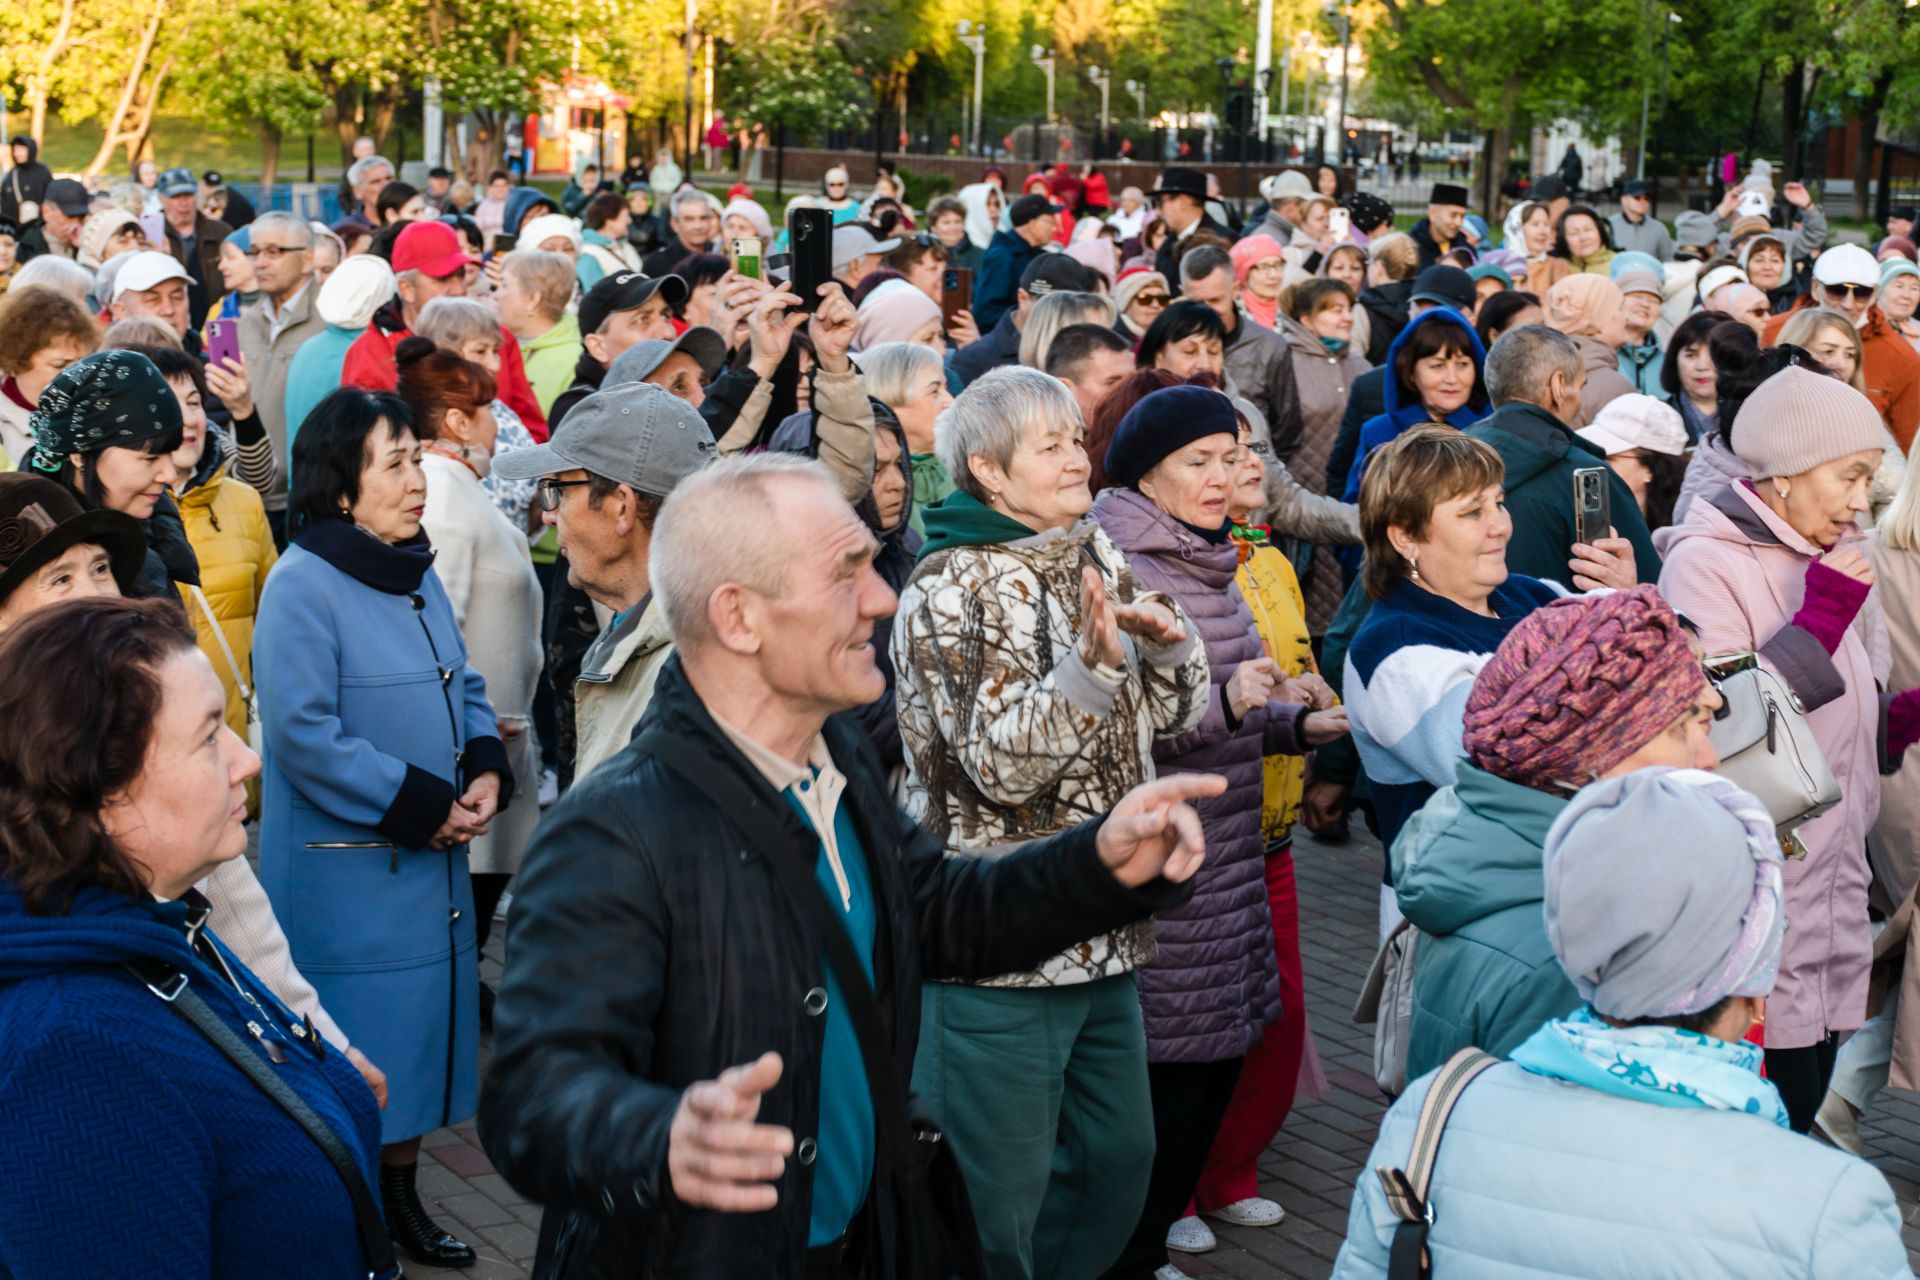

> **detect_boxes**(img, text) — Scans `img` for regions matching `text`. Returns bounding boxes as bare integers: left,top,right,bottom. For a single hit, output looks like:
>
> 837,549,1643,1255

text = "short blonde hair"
1369,232,1419,283
1777,307,1866,393
1359,425,1505,600
502,249,576,320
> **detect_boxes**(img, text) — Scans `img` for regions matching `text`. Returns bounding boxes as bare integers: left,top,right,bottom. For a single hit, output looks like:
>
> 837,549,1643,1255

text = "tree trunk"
1852,71,1891,221
334,88,362,159
1781,60,1806,180
368,88,400,156
28,0,80,145
259,123,282,191
84,0,169,179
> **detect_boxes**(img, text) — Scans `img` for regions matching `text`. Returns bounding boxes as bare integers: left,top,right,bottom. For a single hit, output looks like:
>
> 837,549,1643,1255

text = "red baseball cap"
392,221,477,279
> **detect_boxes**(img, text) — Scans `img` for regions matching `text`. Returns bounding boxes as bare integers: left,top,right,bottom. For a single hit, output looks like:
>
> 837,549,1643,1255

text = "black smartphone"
940,267,973,326
1572,466,1611,547
491,232,518,256
788,207,834,312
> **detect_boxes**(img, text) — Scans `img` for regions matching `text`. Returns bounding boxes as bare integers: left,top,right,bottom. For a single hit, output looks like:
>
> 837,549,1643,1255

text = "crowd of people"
3,132,1920,1280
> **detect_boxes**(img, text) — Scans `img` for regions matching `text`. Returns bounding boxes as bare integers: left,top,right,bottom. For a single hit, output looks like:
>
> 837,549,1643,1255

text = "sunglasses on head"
1825,282,1876,301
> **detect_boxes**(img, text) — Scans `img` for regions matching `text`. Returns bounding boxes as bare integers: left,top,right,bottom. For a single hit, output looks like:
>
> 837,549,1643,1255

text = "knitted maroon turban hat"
1463,585,1705,791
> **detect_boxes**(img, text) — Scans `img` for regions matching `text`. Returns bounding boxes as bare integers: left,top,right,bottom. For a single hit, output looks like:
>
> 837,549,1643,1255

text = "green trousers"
912,973,1154,1280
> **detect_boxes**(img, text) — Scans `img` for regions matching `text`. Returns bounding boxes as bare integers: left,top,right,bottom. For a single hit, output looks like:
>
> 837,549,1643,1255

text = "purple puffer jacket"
1093,486,1302,1063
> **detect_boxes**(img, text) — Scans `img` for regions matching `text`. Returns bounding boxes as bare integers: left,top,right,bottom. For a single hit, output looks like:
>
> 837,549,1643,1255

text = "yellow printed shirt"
1232,526,1319,847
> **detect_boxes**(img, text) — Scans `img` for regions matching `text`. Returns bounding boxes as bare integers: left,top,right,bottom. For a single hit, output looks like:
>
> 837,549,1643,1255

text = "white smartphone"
1328,206,1351,241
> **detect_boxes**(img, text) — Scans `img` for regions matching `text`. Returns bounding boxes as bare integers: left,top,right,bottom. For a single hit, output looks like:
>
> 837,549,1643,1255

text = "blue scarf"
1320,336,1349,356
1510,1005,1789,1129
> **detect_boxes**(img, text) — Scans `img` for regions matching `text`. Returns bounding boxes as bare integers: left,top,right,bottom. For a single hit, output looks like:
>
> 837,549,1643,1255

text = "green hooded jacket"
1394,761,1580,1078
914,488,1034,559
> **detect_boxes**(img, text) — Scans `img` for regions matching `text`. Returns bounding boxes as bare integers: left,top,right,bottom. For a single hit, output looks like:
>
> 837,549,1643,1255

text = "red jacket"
340,306,550,441
1763,302,1920,451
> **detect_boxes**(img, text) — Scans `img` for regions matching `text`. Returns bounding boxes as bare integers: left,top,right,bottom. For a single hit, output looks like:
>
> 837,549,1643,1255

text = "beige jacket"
715,366,875,504
574,594,676,779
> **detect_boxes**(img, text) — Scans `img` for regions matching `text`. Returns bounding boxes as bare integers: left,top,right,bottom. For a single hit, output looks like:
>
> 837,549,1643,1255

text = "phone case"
788,208,834,312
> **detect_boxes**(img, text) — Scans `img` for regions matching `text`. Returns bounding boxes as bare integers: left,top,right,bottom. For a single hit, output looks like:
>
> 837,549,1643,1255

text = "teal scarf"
1320,336,1350,356
1510,1005,1789,1129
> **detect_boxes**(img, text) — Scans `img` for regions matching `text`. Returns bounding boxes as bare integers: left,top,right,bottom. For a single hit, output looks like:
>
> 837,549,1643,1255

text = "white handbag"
1705,655,1840,850
189,584,264,758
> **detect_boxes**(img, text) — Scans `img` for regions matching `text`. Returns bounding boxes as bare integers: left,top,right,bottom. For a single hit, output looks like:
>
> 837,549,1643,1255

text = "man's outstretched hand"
1096,773,1227,888
668,1051,793,1211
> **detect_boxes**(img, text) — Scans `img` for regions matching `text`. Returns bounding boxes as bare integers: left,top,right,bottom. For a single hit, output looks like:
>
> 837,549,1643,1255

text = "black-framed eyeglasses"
536,477,594,510
1825,283,1876,301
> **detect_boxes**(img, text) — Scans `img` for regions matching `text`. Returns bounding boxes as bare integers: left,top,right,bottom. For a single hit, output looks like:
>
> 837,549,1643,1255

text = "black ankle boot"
381,1160,477,1268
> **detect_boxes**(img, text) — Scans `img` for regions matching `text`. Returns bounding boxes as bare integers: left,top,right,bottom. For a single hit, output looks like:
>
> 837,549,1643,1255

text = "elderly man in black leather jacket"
480,451,1224,1280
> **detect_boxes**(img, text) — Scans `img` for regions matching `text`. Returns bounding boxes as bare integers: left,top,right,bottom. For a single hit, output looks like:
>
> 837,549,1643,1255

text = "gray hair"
649,452,840,647
671,187,710,217
250,210,314,247
102,315,182,350
348,155,394,191
1178,243,1234,289
1484,324,1580,407
414,297,503,351
502,248,576,318
857,341,945,409
1017,291,1116,371
11,254,95,304
310,221,346,262
935,365,1082,502
106,182,146,217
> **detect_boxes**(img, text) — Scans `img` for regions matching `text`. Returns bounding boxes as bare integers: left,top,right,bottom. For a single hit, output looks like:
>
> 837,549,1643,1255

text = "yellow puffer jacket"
176,456,277,740
1232,526,1319,846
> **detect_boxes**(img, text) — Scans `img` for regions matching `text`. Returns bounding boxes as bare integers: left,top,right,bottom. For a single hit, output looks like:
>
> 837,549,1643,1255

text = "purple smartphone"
205,318,240,369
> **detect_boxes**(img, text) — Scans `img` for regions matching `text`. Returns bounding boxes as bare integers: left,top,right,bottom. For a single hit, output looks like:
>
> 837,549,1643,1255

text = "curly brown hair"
0,597,199,915
0,285,101,377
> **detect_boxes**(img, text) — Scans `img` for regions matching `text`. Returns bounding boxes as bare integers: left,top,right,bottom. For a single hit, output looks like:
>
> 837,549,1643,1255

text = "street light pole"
1336,2,1351,167
1126,79,1147,121
958,21,987,156
1088,66,1112,157
1031,46,1057,124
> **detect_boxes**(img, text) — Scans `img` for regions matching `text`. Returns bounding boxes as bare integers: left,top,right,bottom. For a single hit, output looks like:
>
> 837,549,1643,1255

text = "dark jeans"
473,872,512,955
1767,1033,1840,1134
1100,1055,1245,1279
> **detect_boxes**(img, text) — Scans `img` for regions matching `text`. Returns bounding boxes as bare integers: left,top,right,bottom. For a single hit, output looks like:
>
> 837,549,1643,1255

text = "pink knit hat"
1229,235,1286,287
1463,586,1705,791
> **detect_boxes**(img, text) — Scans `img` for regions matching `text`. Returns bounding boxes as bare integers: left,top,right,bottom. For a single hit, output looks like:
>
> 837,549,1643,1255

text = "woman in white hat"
1576,393,1689,531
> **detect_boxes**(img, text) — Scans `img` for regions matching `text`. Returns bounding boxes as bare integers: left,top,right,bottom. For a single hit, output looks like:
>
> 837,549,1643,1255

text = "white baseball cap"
1696,263,1749,303
1578,394,1689,459
1812,243,1881,289
111,250,190,301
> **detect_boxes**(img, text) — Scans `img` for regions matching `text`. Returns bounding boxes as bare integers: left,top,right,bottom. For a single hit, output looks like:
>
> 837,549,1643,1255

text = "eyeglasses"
536,477,594,510
244,244,306,260
1248,259,1285,274
1824,283,1876,302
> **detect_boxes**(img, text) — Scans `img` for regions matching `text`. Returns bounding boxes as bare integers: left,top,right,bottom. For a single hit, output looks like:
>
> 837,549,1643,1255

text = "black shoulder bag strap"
630,729,918,1172
123,956,399,1280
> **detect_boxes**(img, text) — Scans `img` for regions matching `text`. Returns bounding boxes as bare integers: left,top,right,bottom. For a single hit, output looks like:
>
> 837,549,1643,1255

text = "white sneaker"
538,768,559,808
1164,1215,1216,1254
1153,1266,1192,1280
1814,1090,1866,1155
1205,1196,1287,1227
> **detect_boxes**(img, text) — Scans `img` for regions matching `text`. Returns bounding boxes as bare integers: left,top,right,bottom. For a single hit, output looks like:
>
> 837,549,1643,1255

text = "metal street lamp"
1125,78,1147,121
957,21,988,156
1031,45,1057,124
1088,65,1112,154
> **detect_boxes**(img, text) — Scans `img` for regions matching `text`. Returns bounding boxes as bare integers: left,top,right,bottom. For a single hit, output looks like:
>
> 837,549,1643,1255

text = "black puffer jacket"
479,657,1188,1278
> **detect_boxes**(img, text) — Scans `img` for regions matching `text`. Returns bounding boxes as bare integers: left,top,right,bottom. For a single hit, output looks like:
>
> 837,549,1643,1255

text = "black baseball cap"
1009,193,1066,227
1020,252,1096,297
1410,265,1476,312
1893,206,1918,223
1621,178,1652,198
577,271,689,336
43,180,91,218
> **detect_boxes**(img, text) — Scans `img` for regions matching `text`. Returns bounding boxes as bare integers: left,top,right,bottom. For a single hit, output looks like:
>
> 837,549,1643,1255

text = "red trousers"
1191,847,1311,1210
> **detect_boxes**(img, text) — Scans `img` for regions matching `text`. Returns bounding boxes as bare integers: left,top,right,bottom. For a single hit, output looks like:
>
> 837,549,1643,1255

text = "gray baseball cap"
605,326,728,387
831,223,901,272
490,380,717,496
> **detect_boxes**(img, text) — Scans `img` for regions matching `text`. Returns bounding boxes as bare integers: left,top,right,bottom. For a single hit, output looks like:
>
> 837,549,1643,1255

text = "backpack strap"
1373,1047,1499,1280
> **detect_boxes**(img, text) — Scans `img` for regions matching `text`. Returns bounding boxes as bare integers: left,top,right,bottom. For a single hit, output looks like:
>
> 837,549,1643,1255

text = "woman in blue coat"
256,386,510,1270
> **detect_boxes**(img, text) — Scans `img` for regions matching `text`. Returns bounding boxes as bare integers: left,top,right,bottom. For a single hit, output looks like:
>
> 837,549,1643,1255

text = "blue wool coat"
256,537,503,1143
0,881,382,1278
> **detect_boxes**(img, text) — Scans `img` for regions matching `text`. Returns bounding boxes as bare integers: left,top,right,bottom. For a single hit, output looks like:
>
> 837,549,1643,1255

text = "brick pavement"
407,825,1920,1278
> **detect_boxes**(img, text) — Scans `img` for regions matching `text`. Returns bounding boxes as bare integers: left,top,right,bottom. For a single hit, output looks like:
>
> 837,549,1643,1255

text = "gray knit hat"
1731,365,1891,479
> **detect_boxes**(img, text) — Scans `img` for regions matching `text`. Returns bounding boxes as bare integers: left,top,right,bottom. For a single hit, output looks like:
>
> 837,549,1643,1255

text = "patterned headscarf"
29,350,184,473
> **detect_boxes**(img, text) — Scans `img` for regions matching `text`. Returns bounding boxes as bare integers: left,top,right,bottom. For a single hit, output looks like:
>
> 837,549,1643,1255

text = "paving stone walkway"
408,824,1920,1277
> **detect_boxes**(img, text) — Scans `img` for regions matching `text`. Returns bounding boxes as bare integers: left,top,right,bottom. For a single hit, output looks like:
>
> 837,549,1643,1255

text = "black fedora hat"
1149,167,1210,201
0,474,147,607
